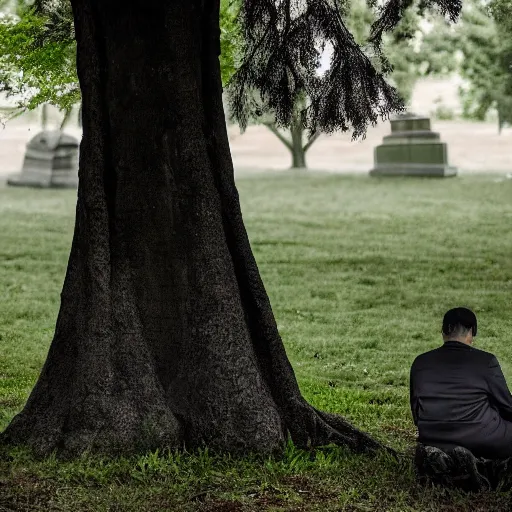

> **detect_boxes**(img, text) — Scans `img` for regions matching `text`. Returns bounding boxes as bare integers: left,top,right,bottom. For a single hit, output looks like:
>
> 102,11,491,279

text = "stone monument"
369,113,457,177
7,130,79,188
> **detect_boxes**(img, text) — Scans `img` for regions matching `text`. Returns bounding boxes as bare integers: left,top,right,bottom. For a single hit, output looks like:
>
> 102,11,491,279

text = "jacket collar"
443,340,472,349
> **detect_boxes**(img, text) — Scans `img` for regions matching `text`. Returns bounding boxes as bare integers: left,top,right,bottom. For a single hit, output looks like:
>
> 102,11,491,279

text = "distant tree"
489,0,512,131
490,0,512,126
455,0,512,131
491,0,512,31
258,94,321,169
345,0,458,107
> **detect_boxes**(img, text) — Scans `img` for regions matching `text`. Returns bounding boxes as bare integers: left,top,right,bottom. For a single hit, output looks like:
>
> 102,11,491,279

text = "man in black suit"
410,307,512,459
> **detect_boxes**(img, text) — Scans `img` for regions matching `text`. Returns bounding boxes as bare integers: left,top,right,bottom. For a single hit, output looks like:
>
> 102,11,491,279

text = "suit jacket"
410,340,512,459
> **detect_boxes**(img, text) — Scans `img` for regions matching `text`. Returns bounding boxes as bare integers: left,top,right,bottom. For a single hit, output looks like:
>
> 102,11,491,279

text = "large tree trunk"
2,0,387,458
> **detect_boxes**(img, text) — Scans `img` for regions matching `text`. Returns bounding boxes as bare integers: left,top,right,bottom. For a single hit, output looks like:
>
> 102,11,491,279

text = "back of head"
442,307,477,339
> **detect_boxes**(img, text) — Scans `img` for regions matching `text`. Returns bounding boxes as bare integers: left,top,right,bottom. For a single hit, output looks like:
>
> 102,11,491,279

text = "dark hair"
442,307,477,337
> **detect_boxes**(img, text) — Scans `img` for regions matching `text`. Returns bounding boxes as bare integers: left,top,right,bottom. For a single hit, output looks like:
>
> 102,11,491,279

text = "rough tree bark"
2,0,388,457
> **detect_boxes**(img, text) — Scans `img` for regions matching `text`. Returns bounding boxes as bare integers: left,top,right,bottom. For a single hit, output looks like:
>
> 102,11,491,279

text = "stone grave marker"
369,113,457,177
7,130,79,188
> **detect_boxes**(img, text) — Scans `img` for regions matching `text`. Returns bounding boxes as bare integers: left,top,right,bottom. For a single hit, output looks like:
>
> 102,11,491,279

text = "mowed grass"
1,172,512,511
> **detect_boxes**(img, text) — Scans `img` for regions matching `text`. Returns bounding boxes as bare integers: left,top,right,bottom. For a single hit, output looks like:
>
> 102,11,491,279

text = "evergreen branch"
370,0,462,46
303,130,320,152
230,0,404,139
263,122,293,150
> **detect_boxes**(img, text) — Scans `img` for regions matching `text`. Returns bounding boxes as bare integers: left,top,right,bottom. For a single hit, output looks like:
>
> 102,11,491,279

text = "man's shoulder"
468,345,496,357
412,345,497,367
411,347,443,365
468,346,498,364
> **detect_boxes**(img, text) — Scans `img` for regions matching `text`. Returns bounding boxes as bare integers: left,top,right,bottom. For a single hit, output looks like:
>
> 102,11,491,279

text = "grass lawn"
1,172,512,511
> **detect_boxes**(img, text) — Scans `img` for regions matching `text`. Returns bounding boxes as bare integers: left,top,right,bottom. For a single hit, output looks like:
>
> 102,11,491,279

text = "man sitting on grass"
410,307,512,460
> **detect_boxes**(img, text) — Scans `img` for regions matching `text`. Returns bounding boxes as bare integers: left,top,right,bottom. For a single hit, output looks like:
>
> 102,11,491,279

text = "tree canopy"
0,0,77,114
0,0,468,134
0,0,243,116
